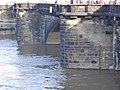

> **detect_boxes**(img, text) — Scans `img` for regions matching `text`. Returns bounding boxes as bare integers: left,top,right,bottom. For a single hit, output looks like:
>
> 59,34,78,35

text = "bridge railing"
14,3,37,9
0,5,14,10
13,3,120,17
56,4,120,17
14,3,57,15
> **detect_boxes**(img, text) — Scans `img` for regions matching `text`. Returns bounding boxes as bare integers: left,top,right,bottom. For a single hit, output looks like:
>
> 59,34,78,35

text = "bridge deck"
57,12,120,17
56,4,120,17
13,3,120,18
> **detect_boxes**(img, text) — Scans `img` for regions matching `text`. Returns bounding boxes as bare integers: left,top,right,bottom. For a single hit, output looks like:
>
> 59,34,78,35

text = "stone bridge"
58,4,120,70
15,3,60,44
1,3,120,70
0,5,15,36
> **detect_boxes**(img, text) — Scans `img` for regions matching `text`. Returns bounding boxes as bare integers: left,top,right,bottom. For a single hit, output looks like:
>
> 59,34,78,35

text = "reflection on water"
64,69,120,90
18,44,60,57
0,38,120,90
0,39,66,90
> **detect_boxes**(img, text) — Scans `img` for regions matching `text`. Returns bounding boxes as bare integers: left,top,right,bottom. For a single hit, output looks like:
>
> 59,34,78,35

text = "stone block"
60,17,113,69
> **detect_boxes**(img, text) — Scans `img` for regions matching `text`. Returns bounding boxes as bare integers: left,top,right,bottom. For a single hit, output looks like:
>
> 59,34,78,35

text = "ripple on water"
0,39,66,90
0,63,26,79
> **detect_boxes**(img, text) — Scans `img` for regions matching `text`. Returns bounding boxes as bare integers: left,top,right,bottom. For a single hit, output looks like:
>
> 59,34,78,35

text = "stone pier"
59,5,120,69
15,3,60,44
60,16,114,69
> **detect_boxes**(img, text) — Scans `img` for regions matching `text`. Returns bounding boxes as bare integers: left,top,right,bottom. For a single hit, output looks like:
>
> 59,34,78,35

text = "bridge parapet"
57,5,120,17
14,4,120,17
14,3,36,9
14,3,57,15
0,5,14,10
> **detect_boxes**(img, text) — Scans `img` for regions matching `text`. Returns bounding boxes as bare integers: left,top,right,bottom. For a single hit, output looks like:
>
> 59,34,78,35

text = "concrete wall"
60,17,113,69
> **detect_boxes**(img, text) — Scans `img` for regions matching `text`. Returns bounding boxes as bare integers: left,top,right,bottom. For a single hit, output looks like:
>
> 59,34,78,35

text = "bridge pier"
60,16,114,69
16,9,44,44
15,3,60,44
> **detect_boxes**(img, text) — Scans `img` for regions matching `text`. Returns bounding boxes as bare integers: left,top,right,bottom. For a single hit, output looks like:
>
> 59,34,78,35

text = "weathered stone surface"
60,17,113,69
14,4,120,70
0,9,15,35
16,9,60,44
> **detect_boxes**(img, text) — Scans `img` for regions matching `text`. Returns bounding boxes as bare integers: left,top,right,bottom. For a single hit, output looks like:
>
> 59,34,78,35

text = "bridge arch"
45,17,60,44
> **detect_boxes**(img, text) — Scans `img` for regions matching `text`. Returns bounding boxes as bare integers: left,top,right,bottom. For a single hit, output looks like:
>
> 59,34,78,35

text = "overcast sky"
0,0,113,5
0,0,57,5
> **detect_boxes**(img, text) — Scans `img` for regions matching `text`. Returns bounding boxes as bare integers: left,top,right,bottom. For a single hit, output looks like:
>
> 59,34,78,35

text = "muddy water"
0,37,120,90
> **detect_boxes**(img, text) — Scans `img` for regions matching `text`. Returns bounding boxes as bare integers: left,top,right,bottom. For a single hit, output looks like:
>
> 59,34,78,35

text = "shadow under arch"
45,18,60,44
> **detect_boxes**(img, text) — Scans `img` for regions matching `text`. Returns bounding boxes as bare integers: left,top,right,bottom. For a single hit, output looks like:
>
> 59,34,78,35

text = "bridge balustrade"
12,3,120,18
56,5,120,17
0,5,13,10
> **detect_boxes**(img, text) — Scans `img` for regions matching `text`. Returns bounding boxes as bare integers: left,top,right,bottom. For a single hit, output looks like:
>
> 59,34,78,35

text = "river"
0,37,120,90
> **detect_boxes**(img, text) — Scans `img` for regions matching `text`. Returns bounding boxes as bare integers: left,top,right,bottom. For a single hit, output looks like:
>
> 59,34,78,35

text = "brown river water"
0,36,120,90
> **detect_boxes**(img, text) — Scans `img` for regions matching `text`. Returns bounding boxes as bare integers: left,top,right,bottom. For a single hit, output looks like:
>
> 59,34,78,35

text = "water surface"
0,38,120,90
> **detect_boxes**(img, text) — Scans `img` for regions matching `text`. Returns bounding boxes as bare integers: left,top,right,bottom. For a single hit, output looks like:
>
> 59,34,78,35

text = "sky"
0,0,116,5
0,0,72,5
0,0,56,5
